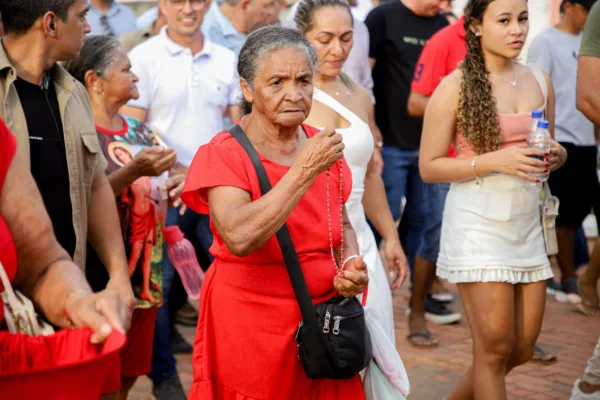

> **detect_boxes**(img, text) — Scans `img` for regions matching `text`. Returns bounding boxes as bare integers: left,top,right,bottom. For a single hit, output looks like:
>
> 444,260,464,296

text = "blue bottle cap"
537,119,549,129
531,110,543,118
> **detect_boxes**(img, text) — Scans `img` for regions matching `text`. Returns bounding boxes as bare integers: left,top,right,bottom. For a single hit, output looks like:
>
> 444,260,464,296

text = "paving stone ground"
131,265,600,400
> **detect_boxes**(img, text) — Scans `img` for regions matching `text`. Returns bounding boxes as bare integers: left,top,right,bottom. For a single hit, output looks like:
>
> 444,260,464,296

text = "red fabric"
411,17,466,159
0,329,125,399
182,124,364,399
119,307,157,377
0,118,18,323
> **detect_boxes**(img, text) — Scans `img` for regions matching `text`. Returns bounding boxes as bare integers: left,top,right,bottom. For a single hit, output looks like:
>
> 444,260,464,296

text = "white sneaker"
571,379,600,400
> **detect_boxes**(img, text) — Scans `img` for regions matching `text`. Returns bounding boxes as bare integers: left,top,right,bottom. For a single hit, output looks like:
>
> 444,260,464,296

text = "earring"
475,32,481,37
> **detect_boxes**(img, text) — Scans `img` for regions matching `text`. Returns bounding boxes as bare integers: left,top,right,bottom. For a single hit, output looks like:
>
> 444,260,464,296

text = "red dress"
182,124,366,400
0,118,125,399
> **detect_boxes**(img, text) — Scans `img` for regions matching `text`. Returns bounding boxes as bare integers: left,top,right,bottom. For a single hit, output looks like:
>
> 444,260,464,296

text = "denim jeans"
373,146,426,279
417,182,450,263
148,207,213,384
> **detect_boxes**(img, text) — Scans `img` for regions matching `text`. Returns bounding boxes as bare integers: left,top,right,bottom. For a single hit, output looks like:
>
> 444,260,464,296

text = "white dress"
313,88,395,341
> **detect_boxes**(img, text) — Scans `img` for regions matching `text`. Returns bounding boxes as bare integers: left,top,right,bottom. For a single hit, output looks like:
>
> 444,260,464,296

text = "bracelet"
342,255,360,268
471,156,481,185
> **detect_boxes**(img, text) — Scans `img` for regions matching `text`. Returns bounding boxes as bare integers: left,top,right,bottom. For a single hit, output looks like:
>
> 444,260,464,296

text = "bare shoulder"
430,69,462,108
354,83,371,104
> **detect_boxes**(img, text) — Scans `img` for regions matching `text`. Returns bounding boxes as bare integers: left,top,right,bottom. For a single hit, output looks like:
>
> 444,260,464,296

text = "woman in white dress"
294,0,408,342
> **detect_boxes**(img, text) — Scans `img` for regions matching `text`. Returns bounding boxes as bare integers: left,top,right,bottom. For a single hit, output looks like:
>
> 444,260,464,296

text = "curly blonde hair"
457,0,501,155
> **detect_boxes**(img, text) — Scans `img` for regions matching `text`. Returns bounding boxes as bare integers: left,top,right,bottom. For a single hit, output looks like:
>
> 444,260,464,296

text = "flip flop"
407,331,439,348
577,302,600,317
530,345,557,365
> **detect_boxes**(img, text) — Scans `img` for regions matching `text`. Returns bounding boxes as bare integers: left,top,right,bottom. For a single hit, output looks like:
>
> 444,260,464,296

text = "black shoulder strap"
228,124,317,326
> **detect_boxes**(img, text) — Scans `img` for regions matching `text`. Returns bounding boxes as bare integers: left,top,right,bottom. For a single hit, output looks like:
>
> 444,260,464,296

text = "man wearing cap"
528,0,599,302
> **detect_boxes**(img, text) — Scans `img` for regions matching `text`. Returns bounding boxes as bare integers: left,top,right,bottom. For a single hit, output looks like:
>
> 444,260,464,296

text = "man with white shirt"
122,0,240,398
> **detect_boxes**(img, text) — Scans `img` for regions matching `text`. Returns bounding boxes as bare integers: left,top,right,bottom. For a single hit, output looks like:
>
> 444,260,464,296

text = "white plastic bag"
364,361,407,400
365,308,410,397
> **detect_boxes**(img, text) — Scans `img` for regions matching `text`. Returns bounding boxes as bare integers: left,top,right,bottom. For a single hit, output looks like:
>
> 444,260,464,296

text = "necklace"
489,61,518,87
326,160,345,276
335,90,351,98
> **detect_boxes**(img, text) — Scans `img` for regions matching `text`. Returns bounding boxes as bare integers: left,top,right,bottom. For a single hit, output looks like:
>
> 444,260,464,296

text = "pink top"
455,104,546,158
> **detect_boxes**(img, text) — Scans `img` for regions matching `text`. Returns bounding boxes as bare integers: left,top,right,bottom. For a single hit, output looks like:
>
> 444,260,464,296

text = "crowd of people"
0,0,599,399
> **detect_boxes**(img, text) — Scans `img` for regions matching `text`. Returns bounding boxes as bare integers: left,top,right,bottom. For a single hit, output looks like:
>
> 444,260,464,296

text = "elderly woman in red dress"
0,116,129,397
182,26,369,399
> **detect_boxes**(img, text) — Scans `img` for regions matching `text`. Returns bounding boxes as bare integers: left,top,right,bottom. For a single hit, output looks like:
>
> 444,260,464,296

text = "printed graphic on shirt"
97,116,166,309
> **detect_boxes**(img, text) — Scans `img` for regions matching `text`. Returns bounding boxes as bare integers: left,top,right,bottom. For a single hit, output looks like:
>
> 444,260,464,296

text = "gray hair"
237,26,318,115
64,35,122,85
294,0,353,34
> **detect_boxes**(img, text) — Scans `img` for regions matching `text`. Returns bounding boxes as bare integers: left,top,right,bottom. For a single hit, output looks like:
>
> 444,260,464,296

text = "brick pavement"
131,270,600,400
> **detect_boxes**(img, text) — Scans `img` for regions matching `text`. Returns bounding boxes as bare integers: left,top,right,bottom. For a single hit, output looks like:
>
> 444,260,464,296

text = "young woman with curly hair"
419,0,568,398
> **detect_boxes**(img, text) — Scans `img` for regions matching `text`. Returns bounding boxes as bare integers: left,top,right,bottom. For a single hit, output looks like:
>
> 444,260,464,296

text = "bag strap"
529,65,548,104
228,124,318,326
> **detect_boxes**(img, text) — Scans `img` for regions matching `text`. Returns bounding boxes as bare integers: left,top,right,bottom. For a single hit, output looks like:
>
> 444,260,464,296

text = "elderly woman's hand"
295,127,345,177
334,256,368,298
132,146,177,178
65,289,129,344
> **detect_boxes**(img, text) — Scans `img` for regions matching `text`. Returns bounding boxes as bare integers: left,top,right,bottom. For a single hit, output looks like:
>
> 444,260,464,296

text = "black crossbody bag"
228,124,372,380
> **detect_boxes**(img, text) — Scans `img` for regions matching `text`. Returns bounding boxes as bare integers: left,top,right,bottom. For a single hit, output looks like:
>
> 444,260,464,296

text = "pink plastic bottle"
163,226,205,299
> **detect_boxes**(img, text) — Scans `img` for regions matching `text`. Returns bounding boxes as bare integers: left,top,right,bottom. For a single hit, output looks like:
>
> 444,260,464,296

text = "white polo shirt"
127,26,240,167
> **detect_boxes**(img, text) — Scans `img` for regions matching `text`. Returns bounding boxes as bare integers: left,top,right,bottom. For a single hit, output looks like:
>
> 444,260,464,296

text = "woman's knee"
474,332,515,369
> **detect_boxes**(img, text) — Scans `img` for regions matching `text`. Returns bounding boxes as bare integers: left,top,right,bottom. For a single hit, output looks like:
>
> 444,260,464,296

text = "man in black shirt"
366,0,460,347
0,0,134,337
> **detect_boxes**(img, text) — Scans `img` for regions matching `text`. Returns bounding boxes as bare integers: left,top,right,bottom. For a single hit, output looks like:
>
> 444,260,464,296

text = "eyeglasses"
169,0,206,10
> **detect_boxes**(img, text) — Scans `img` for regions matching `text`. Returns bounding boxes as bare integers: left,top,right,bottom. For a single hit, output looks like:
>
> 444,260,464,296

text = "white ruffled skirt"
437,174,553,284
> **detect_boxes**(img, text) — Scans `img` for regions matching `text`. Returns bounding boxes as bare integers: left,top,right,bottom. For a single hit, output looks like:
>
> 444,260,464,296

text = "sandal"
407,331,439,348
530,345,557,365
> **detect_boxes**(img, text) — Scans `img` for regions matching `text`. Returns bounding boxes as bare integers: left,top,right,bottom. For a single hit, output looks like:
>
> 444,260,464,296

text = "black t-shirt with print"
366,2,448,150
14,76,76,257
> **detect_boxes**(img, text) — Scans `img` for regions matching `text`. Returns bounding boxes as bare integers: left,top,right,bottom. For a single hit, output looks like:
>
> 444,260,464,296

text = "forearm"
420,152,498,183
407,92,429,118
214,165,317,256
87,175,129,280
32,259,93,327
106,163,140,195
362,172,399,242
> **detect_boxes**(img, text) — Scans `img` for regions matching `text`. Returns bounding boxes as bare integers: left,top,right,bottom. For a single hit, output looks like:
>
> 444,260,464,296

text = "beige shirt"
0,44,107,269
119,24,156,53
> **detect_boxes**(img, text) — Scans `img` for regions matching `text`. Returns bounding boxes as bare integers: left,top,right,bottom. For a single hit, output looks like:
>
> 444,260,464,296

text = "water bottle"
522,119,552,194
163,226,205,299
530,110,543,134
